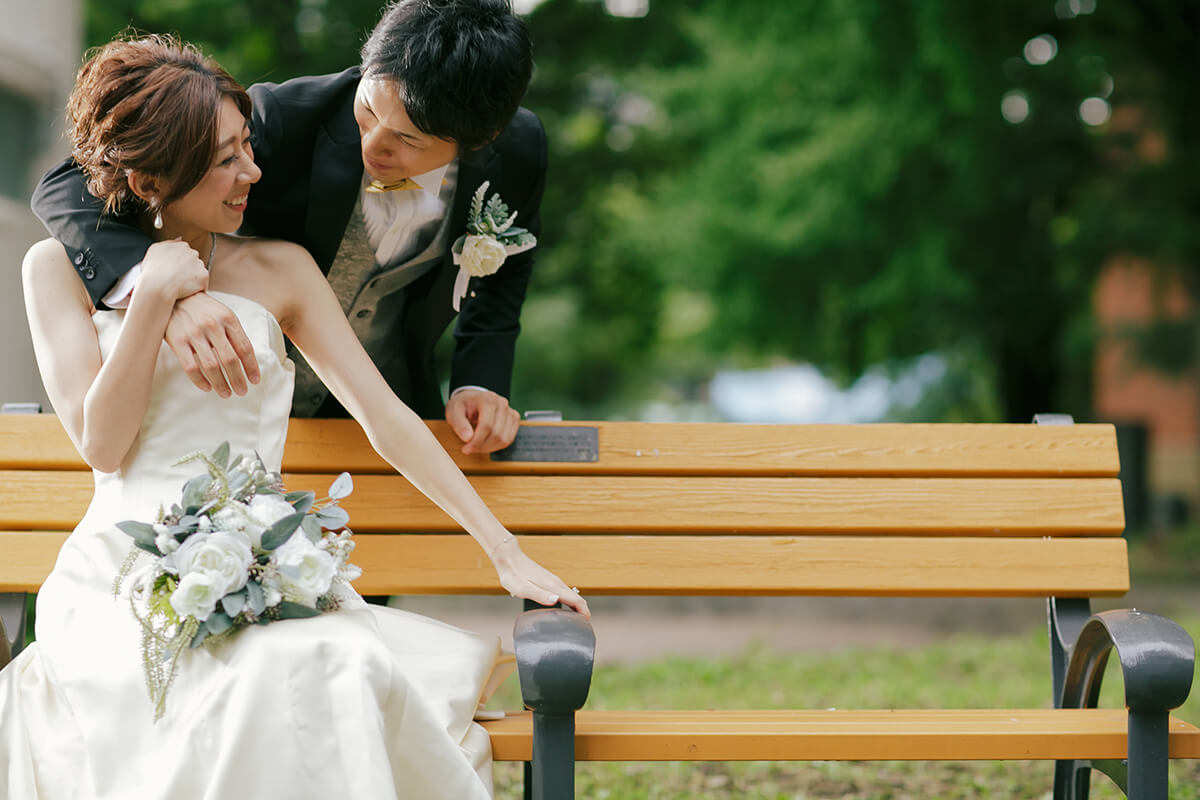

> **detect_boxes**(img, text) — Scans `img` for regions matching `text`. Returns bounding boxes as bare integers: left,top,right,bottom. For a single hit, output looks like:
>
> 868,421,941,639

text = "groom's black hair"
360,0,533,152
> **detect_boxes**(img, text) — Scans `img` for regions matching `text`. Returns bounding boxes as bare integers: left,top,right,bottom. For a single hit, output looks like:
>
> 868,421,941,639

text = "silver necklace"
206,233,216,270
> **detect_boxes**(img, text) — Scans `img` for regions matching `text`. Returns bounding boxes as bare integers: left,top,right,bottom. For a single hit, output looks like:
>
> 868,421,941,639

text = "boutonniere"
451,180,537,310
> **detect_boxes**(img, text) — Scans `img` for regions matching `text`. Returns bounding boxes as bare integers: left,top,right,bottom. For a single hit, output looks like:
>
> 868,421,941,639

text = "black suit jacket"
31,66,546,420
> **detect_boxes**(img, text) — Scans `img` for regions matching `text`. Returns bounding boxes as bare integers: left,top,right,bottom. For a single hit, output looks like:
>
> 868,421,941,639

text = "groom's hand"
164,293,261,398
445,388,520,454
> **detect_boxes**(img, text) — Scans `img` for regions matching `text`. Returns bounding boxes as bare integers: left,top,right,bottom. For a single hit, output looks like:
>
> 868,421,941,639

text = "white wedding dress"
0,292,511,799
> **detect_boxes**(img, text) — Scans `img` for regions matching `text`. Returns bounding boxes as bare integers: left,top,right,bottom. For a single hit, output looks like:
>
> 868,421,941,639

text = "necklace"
206,233,216,270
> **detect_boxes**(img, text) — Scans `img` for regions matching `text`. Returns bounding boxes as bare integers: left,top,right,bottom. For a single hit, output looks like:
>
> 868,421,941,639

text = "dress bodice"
89,291,295,521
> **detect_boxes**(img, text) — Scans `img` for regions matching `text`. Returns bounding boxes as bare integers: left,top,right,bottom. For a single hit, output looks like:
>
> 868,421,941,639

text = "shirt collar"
409,161,453,196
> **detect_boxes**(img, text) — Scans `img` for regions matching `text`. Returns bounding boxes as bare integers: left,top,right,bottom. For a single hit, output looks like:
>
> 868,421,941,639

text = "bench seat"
1,413,1194,799
483,709,1200,761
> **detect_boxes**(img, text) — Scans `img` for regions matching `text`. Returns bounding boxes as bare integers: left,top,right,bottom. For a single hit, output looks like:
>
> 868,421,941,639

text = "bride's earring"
152,205,164,230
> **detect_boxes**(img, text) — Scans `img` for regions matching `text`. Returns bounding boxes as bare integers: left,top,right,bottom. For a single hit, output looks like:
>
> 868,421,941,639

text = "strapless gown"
0,292,511,799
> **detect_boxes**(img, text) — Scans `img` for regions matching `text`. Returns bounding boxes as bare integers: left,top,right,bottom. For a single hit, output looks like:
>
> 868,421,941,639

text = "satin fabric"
0,292,510,799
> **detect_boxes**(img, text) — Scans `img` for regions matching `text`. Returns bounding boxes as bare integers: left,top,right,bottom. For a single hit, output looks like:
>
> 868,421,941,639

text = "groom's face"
354,78,459,183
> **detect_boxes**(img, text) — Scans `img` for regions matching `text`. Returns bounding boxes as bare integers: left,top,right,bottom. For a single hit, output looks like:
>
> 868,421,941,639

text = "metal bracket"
1,402,42,414
513,606,596,800
1055,610,1194,799
0,593,28,669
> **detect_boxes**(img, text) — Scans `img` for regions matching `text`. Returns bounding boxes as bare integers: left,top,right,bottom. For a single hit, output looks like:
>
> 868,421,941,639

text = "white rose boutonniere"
450,180,537,310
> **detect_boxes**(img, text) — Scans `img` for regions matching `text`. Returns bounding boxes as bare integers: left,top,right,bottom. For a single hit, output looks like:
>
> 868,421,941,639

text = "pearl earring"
153,207,164,230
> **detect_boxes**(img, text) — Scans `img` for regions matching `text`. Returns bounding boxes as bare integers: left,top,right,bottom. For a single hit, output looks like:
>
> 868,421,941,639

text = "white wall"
0,1,82,411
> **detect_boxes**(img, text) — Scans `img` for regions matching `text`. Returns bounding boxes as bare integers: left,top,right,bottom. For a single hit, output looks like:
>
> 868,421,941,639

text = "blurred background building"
1,2,81,411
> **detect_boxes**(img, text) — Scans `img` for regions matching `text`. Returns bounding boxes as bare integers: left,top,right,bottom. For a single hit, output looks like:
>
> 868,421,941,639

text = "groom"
31,0,542,454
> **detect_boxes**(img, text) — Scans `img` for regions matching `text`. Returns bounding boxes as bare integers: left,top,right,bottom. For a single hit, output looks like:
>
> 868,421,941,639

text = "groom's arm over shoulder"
449,107,547,399
30,159,152,308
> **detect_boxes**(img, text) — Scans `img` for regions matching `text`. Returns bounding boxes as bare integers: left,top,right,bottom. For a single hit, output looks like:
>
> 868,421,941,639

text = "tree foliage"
82,0,1200,421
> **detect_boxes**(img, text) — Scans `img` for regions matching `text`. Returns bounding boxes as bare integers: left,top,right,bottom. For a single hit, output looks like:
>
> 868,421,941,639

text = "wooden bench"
1,412,1197,799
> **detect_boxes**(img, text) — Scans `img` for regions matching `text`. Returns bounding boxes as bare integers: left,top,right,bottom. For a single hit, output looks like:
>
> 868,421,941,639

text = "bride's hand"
491,540,590,619
140,239,209,301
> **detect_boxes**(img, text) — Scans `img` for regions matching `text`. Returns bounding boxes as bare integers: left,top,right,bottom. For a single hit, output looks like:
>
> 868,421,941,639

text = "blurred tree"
86,0,379,82
81,0,1193,424
520,0,1111,421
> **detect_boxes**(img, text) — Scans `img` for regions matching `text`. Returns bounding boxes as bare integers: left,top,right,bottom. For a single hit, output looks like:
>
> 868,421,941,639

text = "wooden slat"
0,533,1129,597
0,472,1126,536
482,709,1200,761
0,415,1121,477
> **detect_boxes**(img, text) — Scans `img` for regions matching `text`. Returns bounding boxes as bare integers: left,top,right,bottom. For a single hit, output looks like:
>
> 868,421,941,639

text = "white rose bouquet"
450,180,537,310
114,442,360,719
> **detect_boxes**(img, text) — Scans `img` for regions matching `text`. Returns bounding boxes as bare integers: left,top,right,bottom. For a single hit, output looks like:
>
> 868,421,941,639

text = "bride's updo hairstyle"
67,34,251,216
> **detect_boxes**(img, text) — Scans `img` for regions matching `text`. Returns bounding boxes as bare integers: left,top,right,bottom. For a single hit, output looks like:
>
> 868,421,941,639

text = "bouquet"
115,442,361,718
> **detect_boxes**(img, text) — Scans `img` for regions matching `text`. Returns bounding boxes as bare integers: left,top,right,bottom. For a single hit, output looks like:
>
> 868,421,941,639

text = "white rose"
246,494,299,548
169,572,221,620
459,234,508,277
173,531,253,596
273,535,337,606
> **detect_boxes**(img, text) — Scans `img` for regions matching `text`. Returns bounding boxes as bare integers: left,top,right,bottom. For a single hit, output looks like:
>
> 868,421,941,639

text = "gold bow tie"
365,178,421,193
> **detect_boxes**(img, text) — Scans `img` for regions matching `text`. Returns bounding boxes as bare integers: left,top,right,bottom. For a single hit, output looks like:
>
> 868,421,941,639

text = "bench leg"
530,711,575,800
0,592,28,669
1127,710,1169,800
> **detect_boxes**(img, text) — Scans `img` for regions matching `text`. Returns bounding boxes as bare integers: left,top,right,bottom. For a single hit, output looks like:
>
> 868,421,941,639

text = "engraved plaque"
491,426,599,463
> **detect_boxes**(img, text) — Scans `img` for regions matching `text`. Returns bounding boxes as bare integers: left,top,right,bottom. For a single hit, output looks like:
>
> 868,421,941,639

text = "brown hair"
67,34,252,216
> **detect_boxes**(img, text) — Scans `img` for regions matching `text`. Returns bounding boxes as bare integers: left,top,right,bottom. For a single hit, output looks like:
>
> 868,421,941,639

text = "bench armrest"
513,607,596,714
1060,608,1195,713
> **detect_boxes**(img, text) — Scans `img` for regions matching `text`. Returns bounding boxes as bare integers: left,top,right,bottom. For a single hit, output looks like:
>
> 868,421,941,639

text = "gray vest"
290,199,452,416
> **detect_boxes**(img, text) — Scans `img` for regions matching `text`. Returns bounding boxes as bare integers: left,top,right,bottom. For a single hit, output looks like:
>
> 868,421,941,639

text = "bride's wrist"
487,533,520,564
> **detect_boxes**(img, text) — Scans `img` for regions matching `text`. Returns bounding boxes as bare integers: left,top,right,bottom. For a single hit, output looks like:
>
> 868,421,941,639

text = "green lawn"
491,612,1200,799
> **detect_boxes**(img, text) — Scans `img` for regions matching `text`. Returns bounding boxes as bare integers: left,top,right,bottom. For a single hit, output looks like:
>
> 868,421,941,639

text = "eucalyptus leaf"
211,441,230,470
300,515,322,543
327,472,353,500
220,591,246,617
285,490,316,513
228,472,251,495
115,521,159,554
314,505,350,530
181,475,211,513
245,580,266,616
190,626,211,649
260,513,306,551
205,611,233,635
275,601,320,620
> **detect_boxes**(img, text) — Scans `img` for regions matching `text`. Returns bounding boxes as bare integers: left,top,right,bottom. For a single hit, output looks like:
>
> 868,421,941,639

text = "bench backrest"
0,415,1127,599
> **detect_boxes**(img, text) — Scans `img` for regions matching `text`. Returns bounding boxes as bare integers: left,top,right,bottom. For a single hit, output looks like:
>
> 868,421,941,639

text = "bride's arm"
275,245,588,617
22,238,208,472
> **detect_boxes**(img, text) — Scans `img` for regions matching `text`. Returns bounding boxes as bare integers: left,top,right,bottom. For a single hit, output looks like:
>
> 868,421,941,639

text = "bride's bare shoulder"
228,236,317,271
22,237,71,271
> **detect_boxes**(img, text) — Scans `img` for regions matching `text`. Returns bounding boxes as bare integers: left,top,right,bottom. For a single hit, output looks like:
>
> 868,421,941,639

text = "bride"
0,34,586,799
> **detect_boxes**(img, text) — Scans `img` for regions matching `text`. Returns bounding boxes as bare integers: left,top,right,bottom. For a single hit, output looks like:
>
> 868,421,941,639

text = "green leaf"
210,441,230,471
327,472,353,500
115,521,160,555
181,474,211,513
275,601,320,620
205,610,233,635
300,515,323,543
286,490,316,513
245,580,266,616
314,505,350,531
220,591,246,617
260,512,306,550
190,625,211,648
228,472,251,495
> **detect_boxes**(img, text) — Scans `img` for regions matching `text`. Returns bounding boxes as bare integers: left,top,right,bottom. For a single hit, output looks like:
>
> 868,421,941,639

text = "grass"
489,612,1200,799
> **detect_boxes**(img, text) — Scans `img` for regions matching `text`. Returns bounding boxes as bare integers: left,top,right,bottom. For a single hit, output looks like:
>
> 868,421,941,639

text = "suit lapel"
306,85,364,274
